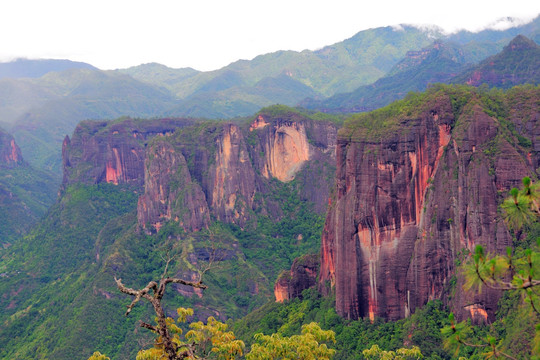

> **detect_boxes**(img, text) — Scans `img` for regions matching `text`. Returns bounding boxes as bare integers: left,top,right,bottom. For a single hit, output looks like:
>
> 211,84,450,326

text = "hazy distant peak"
123,62,199,73
505,34,539,50
0,58,96,80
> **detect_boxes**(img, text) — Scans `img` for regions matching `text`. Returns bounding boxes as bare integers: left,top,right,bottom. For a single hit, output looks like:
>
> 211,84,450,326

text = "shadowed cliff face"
138,122,257,231
320,86,540,322
137,139,210,232
210,124,256,225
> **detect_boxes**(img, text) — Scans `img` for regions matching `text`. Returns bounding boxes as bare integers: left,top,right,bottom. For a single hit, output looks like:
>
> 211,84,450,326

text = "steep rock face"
257,116,311,182
0,129,24,169
137,139,210,232
249,113,337,178
138,123,255,230
248,111,338,214
62,118,195,188
137,112,338,231
320,87,539,322
274,254,319,302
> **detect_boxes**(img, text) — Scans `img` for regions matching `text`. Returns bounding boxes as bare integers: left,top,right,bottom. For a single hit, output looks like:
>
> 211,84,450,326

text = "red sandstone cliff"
137,111,338,231
0,129,24,169
319,86,540,322
62,118,196,188
274,254,319,302
61,111,338,233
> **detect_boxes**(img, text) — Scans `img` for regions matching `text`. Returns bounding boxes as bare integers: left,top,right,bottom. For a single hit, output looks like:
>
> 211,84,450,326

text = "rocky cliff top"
62,117,197,187
138,107,338,232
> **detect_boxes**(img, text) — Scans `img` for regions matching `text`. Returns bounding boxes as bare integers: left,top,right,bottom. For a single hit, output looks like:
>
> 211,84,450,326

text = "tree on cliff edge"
443,177,540,359
114,255,209,360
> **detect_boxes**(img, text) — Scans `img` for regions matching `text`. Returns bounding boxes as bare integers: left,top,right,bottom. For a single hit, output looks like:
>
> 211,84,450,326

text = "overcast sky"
0,0,539,71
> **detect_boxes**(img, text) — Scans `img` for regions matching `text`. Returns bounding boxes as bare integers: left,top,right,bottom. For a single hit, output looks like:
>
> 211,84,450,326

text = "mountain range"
0,16,538,178
0,16,539,360
301,34,540,112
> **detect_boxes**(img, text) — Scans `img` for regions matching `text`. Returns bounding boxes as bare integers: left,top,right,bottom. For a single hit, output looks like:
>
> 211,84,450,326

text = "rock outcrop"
0,129,24,169
137,139,210,232
319,86,540,322
274,254,319,302
62,118,196,188
137,109,338,231
60,109,338,233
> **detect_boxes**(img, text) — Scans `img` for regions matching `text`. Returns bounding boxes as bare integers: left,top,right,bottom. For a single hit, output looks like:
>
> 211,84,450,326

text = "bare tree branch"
115,277,158,315
160,250,173,280
140,321,158,333
115,254,209,360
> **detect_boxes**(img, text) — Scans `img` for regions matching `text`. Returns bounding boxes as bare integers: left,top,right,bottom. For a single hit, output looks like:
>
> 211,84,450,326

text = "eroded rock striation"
61,109,338,233
62,118,196,188
137,109,338,231
319,86,540,322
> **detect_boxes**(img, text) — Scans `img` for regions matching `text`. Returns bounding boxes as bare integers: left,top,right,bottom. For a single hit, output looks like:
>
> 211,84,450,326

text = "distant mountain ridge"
300,40,473,112
0,15,538,174
301,34,540,113
118,16,540,119
0,58,95,80
452,35,540,88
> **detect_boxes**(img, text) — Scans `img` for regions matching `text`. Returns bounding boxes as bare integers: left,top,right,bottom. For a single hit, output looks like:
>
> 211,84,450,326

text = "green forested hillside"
0,109,336,359
451,34,540,88
301,40,472,113
8,69,177,172
302,34,540,114
0,129,57,245
0,165,57,244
